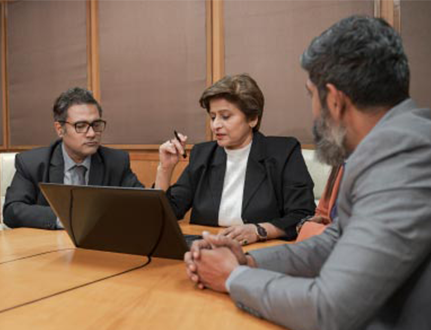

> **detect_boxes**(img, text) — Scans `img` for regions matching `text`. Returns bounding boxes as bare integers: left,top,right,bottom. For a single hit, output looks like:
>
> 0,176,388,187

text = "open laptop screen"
39,183,188,260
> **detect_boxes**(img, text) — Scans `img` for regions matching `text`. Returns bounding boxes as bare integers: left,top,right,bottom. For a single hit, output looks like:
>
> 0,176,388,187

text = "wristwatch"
254,223,268,241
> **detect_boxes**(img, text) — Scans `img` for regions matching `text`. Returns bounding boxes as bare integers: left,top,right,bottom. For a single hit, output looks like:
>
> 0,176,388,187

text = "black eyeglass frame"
59,119,107,134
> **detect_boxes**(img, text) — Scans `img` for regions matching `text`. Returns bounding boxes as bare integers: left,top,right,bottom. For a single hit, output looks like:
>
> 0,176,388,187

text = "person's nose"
212,117,223,130
86,125,96,137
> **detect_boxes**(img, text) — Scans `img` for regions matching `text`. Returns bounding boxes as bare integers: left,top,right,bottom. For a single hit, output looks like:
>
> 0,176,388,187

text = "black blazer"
166,132,315,239
3,139,144,229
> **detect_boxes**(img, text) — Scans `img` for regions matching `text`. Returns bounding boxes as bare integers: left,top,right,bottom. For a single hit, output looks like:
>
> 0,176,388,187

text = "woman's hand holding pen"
159,131,188,170
155,131,187,191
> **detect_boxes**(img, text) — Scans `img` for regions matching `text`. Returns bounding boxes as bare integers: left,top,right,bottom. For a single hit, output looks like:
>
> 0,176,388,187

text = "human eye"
93,120,102,128
75,122,89,130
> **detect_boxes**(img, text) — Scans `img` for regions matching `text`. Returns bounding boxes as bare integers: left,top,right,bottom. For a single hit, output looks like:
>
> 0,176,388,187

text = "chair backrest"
301,149,331,203
0,152,17,228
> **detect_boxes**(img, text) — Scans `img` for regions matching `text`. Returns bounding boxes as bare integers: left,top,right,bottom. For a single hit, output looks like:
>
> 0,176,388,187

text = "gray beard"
312,111,348,167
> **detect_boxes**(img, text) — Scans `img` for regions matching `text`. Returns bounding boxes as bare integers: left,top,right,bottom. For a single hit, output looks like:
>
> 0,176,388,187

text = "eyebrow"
209,109,231,115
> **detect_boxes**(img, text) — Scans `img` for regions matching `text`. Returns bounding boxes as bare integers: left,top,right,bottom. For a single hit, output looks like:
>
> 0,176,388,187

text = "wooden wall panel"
129,151,191,221
401,0,431,108
7,0,88,147
223,0,374,145
129,151,189,188
98,0,207,145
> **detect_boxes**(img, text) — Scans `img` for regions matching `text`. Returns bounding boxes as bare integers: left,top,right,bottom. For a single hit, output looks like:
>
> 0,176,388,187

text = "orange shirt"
296,165,344,242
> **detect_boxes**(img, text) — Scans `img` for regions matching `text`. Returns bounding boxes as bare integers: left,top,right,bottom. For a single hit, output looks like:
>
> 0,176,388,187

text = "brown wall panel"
99,0,207,145
129,150,188,188
224,0,374,144
129,150,191,221
401,0,431,109
7,0,88,146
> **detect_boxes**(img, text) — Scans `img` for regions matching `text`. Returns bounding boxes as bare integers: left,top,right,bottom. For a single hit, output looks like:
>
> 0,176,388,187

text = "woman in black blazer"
156,74,315,244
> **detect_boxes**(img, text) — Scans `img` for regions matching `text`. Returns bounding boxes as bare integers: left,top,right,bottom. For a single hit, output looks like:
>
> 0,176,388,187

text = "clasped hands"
184,231,256,293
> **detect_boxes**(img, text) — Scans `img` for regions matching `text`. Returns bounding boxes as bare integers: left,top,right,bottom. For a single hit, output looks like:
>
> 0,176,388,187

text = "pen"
174,130,187,159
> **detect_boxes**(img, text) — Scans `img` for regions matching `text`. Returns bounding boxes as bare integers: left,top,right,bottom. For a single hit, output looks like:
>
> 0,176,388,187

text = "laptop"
39,183,197,260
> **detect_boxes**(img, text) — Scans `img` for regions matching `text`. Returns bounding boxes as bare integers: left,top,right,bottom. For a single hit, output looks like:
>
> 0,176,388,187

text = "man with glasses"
3,87,144,230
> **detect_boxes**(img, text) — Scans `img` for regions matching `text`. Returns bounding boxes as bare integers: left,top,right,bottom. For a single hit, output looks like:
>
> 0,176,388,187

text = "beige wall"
224,0,374,144
401,0,431,109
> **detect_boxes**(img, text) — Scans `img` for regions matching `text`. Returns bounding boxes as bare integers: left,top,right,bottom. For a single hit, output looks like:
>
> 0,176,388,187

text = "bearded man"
183,16,431,330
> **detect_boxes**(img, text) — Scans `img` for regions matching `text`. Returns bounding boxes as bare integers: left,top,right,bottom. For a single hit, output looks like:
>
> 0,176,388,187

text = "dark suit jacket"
3,139,144,229
166,132,315,239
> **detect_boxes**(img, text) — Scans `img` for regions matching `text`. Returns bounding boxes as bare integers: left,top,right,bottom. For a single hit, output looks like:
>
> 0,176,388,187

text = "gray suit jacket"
228,99,431,330
3,140,144,229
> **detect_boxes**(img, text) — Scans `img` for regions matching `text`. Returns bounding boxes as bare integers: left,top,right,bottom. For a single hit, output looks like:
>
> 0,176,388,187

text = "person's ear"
249,116,258,129
54,122,65,138
325,83,347,123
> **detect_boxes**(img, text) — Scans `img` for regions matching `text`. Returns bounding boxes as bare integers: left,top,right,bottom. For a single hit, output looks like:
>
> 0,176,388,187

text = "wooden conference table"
0,223,287,330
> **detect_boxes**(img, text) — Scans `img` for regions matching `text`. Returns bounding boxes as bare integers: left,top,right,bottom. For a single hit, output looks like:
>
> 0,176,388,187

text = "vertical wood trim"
375,0,401,33
206,0,225,142
211,0,224,82
205,0,212,141
89,0,100,101
393,0,401,33
2,2,9,149
374,0,382,17
381,0,393,24
86,0,92,91
206,0,213,87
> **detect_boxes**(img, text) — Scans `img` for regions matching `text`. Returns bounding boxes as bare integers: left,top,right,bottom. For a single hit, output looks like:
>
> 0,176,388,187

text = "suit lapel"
49,142,64,184
208,147,227,213
242,132,267,214
89,151,104,185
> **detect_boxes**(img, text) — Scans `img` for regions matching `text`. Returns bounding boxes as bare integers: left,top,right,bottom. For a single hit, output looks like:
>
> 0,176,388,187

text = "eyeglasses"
59,119,107,134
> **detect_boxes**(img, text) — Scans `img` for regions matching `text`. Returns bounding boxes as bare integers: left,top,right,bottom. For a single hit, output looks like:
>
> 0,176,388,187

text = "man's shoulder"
97,145,129,160
16,145,54,164
344,101,431,193
352,101,431,166
389,105,431,142
12,143,60,181
96,146,131,172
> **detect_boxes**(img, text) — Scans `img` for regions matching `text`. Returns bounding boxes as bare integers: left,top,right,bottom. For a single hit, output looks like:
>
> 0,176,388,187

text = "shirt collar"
224,141,252,159
61,142,91,172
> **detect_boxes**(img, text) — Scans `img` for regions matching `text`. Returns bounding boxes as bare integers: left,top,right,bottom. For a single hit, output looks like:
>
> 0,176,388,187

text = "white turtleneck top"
218,141,252,227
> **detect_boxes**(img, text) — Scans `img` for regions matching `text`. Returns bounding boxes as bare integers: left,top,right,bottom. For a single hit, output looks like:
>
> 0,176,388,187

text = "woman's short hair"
199,74,264,131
